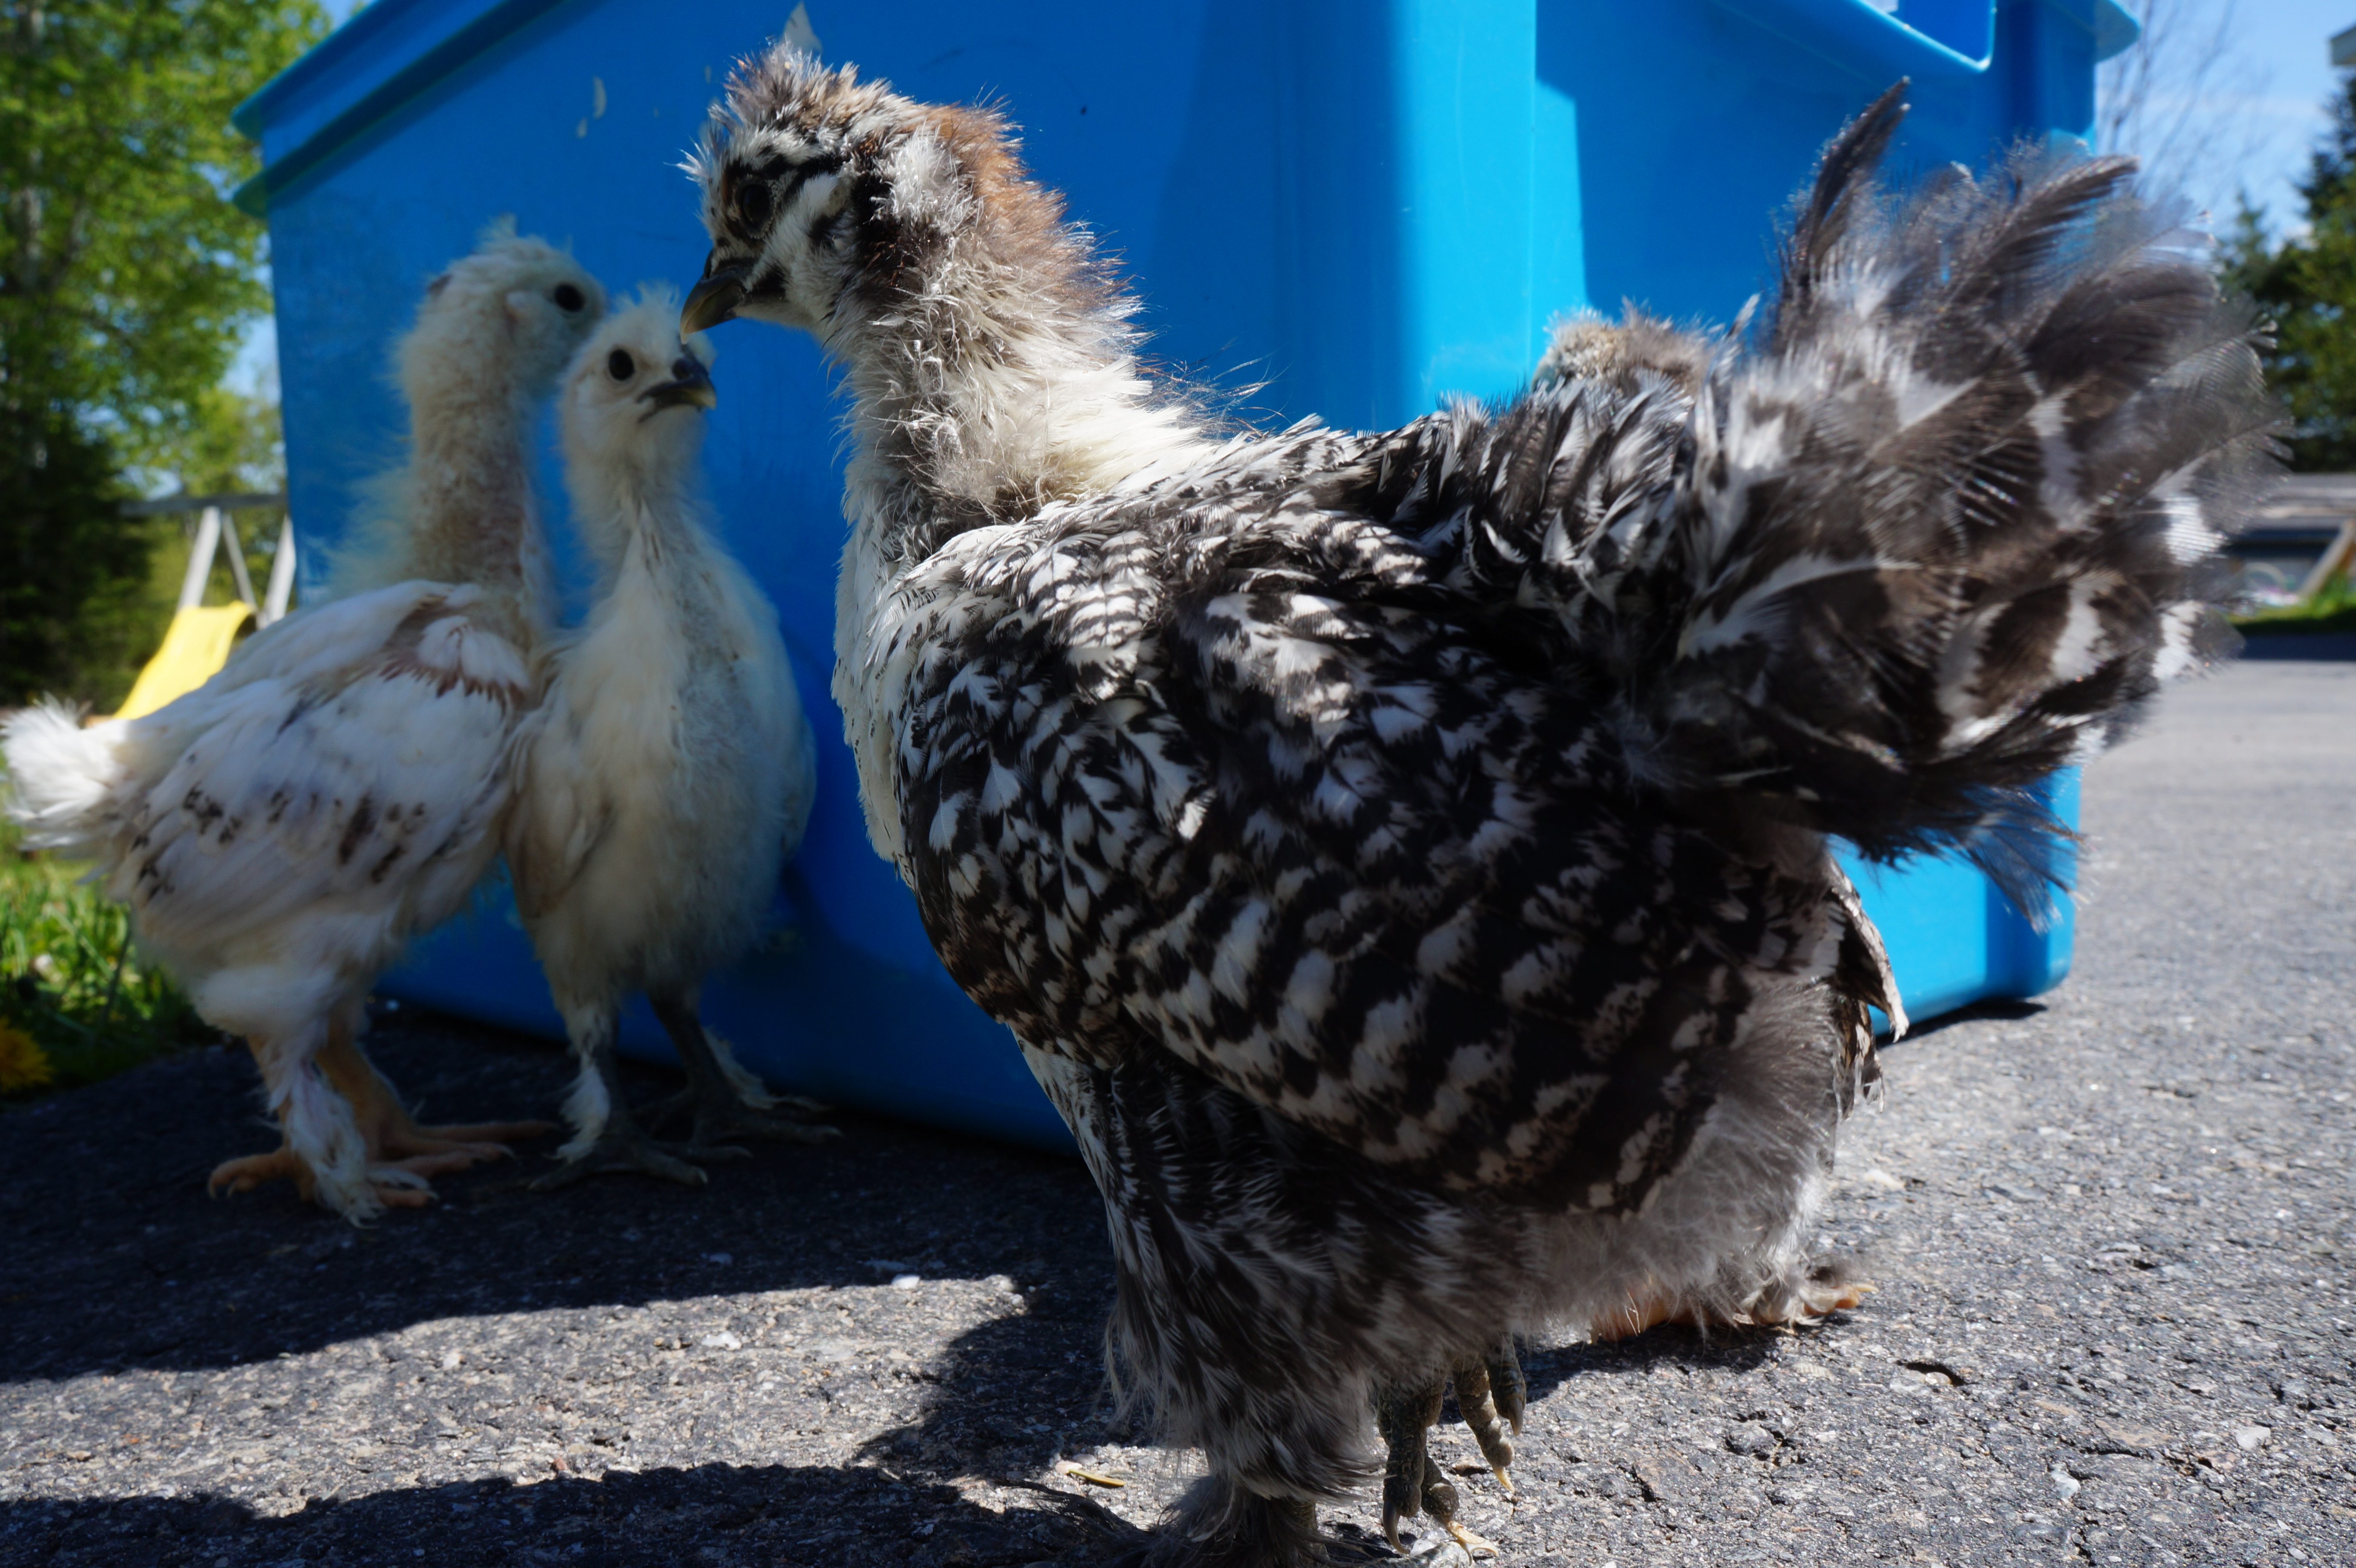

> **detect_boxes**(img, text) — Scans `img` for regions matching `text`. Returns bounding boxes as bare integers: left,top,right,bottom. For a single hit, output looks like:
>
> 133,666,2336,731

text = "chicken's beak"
681,254,748,333
642,354,718,415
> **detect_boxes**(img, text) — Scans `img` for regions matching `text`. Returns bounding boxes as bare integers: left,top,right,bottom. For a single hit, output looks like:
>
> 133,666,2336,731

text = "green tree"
0,408,138,702
1,0,328,705
2224,73,2356,472
177,382,285,499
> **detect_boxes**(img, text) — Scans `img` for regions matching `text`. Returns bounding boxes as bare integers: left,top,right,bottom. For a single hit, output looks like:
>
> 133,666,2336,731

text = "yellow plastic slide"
114,602,253,721
105,499,294,722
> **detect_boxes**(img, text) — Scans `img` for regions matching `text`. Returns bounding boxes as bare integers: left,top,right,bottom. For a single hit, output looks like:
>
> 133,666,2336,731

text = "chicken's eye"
607,349,635,381
736,179,772,231
553,283,586,313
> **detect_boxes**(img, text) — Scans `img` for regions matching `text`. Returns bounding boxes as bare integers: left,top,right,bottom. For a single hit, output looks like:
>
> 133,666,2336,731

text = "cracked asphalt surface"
3,658,2350,1568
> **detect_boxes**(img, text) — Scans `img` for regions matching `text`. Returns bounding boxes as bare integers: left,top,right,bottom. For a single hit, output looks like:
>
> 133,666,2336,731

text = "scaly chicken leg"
646,990,836,1156
1374,1343,1524,1557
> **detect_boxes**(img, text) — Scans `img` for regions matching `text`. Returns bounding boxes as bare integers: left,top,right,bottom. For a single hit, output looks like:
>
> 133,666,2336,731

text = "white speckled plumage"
1,228,603,1220
686,60,2275,1566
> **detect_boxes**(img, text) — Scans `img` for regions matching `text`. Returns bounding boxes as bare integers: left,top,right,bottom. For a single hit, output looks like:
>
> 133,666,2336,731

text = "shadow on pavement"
861,1284,1136,1478
0,1006,1105,1387
1884,995,2046,1047
0,1460,1151,1568
854,1249,1808,1487
1512,1320,1786,1411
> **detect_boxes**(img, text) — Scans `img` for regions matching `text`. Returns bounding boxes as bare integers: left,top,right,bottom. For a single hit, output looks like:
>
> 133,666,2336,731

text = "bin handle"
1710,0,2139,83
1708,0,1993,80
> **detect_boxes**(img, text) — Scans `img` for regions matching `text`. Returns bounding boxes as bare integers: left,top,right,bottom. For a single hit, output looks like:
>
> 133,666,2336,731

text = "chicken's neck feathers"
825,210,1212,571
822,205,1216,862
832,310,1206,519
567,461,722,590
567,477,780,721
345,377,554,648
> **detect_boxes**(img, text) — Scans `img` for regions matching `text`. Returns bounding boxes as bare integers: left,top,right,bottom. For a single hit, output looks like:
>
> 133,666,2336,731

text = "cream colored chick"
1,229,604,1221
509,291,831,1186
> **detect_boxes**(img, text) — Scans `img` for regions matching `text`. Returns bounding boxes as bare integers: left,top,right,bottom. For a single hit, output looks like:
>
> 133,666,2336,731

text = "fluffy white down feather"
1,583,531,1213
507,292,814,1156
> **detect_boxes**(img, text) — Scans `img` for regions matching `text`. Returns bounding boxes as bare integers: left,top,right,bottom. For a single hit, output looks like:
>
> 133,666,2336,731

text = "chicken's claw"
208,1144,441,1211
1592,1267,1875,1341
646,994,839,1153
532,1125,709,1191
1374,1349,1516,1558
1449,1352,1517,1492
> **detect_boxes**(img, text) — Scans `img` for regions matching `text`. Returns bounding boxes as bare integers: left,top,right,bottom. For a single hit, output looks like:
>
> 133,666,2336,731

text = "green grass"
2233,574,2356,636
0,822,214,1101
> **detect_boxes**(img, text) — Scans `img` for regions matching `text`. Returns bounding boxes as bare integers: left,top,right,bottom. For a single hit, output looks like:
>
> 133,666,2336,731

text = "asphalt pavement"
2,657,2350,1568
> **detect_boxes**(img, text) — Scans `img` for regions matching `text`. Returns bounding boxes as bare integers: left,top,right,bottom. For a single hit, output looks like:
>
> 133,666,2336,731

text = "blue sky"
2156,0,2350,232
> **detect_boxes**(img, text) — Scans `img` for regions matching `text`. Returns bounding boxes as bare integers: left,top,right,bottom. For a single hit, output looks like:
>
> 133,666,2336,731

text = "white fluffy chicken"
0,230,603,1221
507,291,831,1188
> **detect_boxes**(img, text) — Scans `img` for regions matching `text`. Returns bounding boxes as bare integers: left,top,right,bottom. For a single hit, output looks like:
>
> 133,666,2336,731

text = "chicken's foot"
1590,1267,1874,1342
318,1029,551,1166
646,992,837,1155
1449,1349,1520,1492
209,1022,542,1212
207,1141,436,1211
1373,1369,1503,1559
530,1124,708,1189
532,1023,709,1190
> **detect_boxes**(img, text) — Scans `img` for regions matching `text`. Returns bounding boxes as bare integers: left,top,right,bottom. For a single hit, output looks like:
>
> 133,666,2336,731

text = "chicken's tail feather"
1771,78,1908,337
1,700,128,858
1614,89,2277,918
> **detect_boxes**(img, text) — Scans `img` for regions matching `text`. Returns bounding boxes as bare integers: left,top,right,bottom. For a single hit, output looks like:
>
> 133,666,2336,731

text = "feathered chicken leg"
316,1026,552,1166
209,1013,549,1209
531,1009,709,1190
1378,1378,1451,1552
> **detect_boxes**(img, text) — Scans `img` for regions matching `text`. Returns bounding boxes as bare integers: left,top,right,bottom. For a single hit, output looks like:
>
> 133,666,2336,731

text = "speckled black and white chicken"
680,54,2274,1568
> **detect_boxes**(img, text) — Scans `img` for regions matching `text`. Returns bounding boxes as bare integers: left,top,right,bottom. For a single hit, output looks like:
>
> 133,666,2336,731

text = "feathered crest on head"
413,216,592,314
679,42,909,189
687,48,825,181
422,217,518,298
728,47,864,129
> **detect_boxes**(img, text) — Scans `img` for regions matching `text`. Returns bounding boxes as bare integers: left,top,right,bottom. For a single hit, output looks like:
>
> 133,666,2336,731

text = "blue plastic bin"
234,0,2127,1149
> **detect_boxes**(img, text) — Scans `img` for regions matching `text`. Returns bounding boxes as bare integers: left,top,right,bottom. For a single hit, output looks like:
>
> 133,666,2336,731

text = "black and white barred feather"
874,83,2268,1192
690,61,2275,1566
